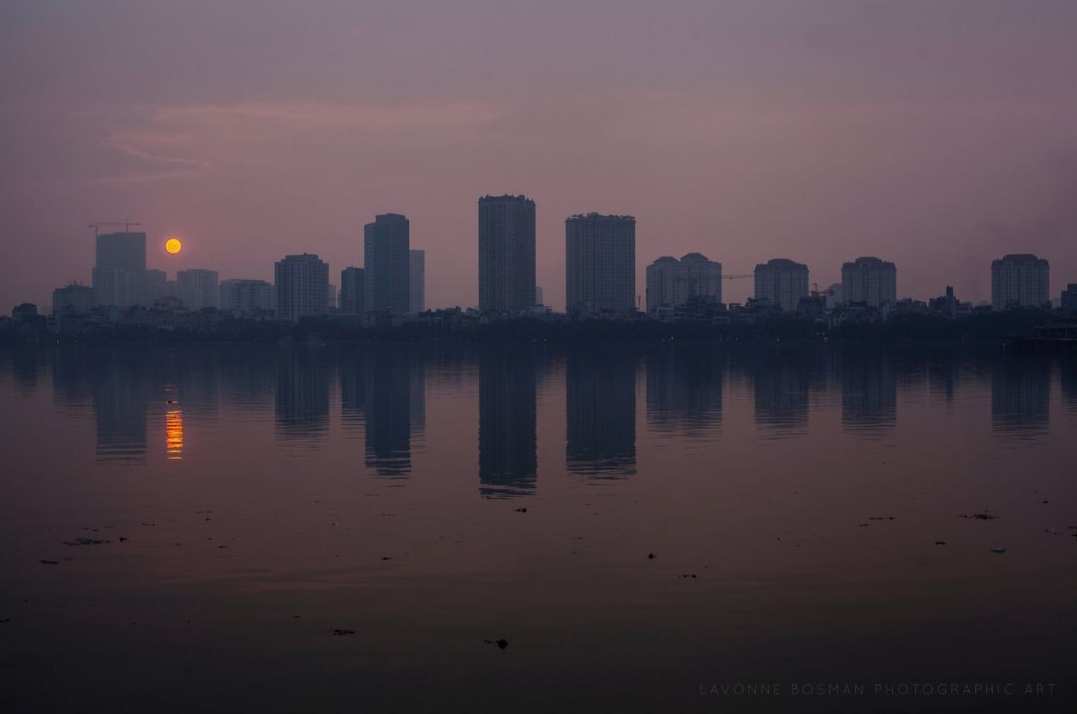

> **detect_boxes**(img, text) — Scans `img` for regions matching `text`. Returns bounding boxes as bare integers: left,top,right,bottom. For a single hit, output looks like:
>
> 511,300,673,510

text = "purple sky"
2,0,1077,311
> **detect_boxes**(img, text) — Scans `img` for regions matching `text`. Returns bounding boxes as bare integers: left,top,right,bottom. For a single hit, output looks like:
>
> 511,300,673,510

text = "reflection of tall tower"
92,350,151,462
751,349,812,434
364,348,418,477
645,346,723,436
218,346,276,411
840,349,896,434
926,350,960,408
478,347,538,498
566,350,636,477
339,350,366,431
275,349,330,441
992,353,1050,435
1063,353,1077,414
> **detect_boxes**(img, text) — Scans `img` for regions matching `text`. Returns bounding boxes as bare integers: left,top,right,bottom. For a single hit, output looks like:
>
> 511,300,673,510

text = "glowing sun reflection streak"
166,408,184,460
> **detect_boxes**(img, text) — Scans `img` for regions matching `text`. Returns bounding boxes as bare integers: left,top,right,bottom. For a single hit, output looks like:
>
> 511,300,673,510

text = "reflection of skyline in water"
88,351,152,462
1060,352,1077,414
275,348,330,443
646,346,723,438
747,347,818,437
21,343,1075,473
478,347,537,499
566,350,636,478
10,348,42,394
364,348,424,479
339,351,365,434
840,348,897,435
992,352,1050,437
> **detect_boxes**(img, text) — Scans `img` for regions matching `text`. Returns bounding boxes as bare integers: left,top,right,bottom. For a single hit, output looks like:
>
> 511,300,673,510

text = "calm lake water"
1,342,1076,713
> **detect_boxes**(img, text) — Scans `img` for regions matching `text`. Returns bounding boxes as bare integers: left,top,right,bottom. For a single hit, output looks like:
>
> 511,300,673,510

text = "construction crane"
721,274,752,280
88,220,141,236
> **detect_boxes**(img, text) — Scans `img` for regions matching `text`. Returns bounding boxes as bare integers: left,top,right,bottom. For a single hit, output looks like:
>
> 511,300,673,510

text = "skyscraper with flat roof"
92,231,146,306
220,279,273,315
177,269,219,310
478,195,536,314
991,254,1049,310
646,253,722,315
565,213,635,314
364,214,410,313
339,267,365,315
52,284,97,315
842,256,897,308
275,254,329,321
409,249,425,313
754,259,809,312
95,231,146,273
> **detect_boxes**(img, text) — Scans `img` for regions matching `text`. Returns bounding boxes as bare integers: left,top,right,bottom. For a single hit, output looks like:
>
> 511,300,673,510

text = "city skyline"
19,216,1065,316
3,1,1077,312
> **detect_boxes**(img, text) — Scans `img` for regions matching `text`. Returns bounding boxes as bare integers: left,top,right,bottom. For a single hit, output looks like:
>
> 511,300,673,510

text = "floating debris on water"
63,538,109,546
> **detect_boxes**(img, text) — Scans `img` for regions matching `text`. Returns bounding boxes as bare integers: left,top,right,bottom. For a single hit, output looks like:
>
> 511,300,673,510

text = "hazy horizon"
3,0,1077,311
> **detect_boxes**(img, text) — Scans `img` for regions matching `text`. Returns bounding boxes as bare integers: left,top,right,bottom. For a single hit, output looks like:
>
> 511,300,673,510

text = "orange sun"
165,237,183,255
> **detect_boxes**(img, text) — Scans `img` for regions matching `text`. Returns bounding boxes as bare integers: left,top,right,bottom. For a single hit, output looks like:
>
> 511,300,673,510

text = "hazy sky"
2,0,1076,310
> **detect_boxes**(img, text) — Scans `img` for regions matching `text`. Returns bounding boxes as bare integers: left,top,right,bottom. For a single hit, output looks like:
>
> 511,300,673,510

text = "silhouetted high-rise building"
646,253,722,315
220,279,273,315
991,254,1049,310
754,259,809,312
364,213,410,313
177,269,219,310
51,284,96,315
339,267,365,315
842,257,897,308
478,194,536,314
92,231,147,307
95,231,146,273
274,253,329,321
410,249,425,313
1062,284,1077,313
565,213,635,314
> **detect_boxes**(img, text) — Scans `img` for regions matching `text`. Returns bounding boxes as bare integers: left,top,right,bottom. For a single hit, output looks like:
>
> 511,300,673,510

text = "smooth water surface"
1,343,1075,713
